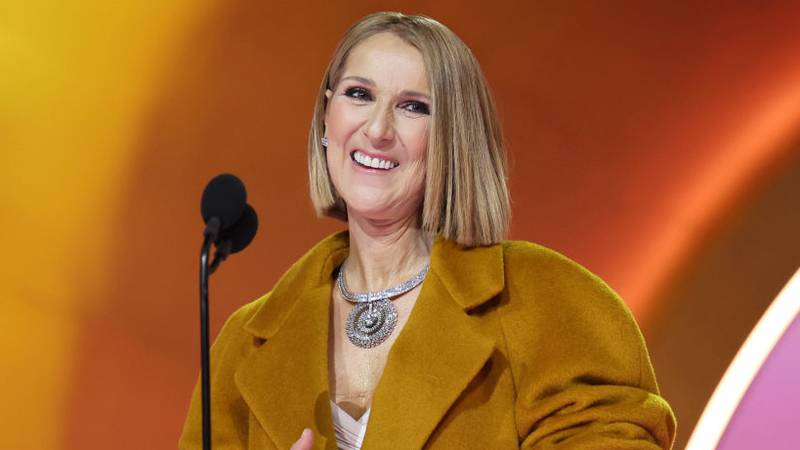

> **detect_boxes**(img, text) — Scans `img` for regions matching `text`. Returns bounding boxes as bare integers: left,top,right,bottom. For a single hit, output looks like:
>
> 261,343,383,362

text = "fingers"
289,428,314,450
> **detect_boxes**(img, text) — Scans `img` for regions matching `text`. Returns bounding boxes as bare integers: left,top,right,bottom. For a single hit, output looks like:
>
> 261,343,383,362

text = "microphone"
200,174,247,242
209,204,259,272
197,173,258,450
219,203,259,254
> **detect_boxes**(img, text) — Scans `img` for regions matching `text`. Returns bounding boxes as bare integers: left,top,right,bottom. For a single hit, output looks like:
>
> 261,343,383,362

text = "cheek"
325,144,346,192
324,102,355,184
401,129,429,199
325,100,361,141
401,122,428,198
405,162,427,199
399,120,429,162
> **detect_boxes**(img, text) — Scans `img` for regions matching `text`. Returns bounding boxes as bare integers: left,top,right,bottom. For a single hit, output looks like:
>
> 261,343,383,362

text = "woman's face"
325,32,431,224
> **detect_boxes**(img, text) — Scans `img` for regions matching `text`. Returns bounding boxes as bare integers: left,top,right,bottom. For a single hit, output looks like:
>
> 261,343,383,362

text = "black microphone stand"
199,217,232,450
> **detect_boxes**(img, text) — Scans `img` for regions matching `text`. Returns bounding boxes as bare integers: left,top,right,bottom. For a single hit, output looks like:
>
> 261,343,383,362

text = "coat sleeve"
178,300,262,450
500,242,676,450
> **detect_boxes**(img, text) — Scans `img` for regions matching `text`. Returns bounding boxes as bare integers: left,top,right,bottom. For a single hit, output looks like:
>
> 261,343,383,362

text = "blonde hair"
308,12,510,247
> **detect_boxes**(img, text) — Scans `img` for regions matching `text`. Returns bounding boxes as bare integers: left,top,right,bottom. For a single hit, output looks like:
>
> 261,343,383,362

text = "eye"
343,87,373,102
400,100,430,116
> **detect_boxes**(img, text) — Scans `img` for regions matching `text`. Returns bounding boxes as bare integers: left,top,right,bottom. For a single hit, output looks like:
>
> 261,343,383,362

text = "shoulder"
211,294,269,355
222,294,266,329
497,240,650,384
499,239,628,318
501,239,617,297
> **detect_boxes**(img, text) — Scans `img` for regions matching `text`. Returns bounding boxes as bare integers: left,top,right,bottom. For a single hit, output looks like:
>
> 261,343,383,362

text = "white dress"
330,400,371,450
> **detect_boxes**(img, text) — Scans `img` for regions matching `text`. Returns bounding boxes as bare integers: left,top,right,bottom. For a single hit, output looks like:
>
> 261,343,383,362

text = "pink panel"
717,312,800,449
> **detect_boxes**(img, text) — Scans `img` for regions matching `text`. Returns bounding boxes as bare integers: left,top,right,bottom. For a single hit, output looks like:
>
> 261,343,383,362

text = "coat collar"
235,231,504,449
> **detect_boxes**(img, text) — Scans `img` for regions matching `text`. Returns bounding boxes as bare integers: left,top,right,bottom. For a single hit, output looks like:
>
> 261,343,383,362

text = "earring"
321,136,329,147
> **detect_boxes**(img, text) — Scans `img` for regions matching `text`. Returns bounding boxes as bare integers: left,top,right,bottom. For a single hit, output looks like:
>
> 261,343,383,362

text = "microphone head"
219,203,258,254
201,174,247,230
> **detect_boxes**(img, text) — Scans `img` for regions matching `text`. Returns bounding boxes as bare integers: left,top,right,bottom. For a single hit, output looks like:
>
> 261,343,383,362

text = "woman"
180,12,676,450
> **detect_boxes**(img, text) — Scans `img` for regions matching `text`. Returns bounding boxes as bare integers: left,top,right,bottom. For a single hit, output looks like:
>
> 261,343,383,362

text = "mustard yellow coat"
180,232,676,449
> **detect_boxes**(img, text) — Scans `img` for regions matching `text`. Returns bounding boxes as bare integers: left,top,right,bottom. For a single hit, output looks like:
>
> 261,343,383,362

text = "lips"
350,150,399,171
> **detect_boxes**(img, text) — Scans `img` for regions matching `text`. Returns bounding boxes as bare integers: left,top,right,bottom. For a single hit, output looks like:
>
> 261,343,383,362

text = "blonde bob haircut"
308,12,510,247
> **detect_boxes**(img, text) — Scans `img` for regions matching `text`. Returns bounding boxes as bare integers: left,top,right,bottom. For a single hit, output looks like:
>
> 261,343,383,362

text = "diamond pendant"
345,299,398,348
336,262,429,349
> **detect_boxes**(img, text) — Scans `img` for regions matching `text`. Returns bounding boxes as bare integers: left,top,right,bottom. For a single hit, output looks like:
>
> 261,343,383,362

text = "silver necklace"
336,263,429,348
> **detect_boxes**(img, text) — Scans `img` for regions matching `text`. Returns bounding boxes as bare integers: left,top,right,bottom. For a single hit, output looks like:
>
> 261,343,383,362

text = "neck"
343,212,434,292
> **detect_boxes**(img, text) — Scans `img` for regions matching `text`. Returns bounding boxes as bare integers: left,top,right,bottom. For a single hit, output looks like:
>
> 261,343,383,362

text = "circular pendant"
345,299,398,349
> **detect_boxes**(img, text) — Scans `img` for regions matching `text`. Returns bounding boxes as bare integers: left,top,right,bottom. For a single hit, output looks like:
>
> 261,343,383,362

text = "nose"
363,101,395,148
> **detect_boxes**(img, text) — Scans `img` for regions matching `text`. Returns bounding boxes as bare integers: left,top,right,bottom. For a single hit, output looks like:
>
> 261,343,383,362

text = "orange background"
2,1,799,449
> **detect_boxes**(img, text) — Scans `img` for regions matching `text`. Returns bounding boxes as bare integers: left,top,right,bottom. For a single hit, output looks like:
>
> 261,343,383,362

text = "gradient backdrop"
2,1,799,449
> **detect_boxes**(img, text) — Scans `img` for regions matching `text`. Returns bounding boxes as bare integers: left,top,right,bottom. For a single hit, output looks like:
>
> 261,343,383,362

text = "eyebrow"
340,75,431,100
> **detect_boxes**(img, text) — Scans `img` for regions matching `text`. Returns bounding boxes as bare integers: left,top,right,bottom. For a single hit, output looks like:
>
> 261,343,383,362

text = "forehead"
340,32,429,93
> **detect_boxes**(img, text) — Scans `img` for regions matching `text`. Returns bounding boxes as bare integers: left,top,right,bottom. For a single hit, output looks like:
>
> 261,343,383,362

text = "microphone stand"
199,217,231,450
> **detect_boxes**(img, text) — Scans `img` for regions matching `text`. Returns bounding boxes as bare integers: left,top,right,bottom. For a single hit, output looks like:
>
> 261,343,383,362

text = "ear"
323,89,333,128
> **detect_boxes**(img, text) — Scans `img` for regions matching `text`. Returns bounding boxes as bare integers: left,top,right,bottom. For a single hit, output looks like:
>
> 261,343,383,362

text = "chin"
342,195,406,222
344,199,393,220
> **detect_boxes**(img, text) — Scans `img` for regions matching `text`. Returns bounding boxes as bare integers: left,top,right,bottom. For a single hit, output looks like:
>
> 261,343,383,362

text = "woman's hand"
289,428,314,450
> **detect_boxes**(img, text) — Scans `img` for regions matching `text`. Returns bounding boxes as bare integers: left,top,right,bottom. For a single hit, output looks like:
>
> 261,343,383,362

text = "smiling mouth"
350,150,399,171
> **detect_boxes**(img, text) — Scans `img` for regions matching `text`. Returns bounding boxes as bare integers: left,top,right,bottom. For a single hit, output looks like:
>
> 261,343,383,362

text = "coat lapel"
361,236,505,449
235,233,349,450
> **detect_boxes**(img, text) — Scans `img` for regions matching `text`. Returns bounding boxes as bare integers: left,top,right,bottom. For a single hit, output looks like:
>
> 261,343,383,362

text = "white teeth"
353,150,398,170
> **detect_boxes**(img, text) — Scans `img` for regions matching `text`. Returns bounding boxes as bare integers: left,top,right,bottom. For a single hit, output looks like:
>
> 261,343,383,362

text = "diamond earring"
321,136,329,147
